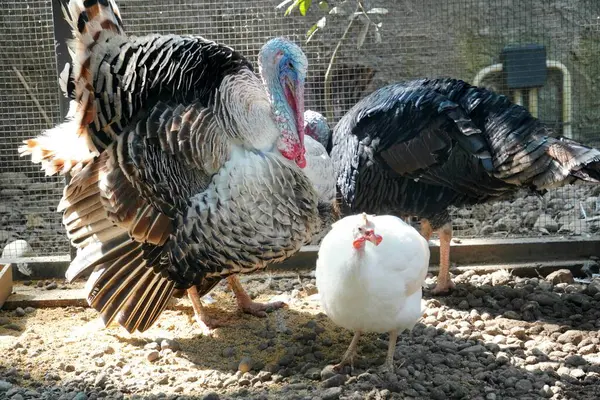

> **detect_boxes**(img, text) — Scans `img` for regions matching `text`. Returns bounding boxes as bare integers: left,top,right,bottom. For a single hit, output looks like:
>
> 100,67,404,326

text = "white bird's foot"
333,331,362,373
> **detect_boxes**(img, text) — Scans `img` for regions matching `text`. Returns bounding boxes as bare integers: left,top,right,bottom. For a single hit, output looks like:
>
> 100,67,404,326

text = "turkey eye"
288,62,294,70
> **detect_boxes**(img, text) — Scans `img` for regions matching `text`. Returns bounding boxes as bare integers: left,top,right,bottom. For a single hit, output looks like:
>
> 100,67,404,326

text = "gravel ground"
2,265,600,400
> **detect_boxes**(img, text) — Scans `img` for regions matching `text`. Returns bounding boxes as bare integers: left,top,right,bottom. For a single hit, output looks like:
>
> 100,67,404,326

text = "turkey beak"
364,229,383,246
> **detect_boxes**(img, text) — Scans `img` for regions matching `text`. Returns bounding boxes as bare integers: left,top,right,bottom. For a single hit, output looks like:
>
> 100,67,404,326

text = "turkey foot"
187,286,227,335
227,275,287,317
333,331,362,372
431,221,455,295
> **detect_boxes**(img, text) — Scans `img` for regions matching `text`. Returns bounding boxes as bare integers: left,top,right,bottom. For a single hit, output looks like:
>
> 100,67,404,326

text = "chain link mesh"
0,0,599,261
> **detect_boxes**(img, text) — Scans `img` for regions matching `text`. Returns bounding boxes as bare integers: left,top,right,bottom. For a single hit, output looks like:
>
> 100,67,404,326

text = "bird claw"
238,300,287,317
193,313,226,336
431,280,455,295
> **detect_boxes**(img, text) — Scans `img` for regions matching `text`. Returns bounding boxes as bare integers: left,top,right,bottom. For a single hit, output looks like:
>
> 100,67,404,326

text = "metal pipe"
513,89,523,106
528,87,539,118
546,60,573,138
472,60,573,138
472,63,503,87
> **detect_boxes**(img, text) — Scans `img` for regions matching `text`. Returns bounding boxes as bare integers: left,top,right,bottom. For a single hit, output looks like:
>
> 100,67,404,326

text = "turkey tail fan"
553,138,600,184
17,100,95,176
76,235,175,333
62,0,126,154
17,0,126,175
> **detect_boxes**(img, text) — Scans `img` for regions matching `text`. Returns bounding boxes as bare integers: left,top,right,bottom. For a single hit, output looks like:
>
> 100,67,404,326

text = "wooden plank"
1,260,590,310
0,264,13,308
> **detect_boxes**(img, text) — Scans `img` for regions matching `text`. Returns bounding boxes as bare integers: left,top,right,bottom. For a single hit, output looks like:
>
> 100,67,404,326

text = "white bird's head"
352,213,383,250
259,37,308,169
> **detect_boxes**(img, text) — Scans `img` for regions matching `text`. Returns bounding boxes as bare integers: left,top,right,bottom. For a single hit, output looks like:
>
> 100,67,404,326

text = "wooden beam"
0,264,13,308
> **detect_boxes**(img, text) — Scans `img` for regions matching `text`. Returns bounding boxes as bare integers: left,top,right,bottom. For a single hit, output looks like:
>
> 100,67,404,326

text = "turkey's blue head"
304,110,331,150
259,37,308,168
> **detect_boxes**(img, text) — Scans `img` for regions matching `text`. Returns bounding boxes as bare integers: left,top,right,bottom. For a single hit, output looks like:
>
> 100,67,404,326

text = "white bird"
316,213,430,372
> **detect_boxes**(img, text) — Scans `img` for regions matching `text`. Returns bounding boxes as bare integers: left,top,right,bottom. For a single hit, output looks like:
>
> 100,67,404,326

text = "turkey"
329,78,600,294
18,0,335,334
316,213,429,372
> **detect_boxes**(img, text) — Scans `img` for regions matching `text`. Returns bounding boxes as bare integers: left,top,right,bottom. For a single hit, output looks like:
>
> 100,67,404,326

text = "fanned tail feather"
60,144,176,333
18,0,126,175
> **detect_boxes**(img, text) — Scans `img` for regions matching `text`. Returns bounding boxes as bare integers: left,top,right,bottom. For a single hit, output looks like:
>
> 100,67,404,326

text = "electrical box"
501,44,547,89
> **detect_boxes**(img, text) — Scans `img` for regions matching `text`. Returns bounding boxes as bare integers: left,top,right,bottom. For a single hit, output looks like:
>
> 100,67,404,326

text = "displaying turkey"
18,0,334,333
329,78,600,294
316,213,429,372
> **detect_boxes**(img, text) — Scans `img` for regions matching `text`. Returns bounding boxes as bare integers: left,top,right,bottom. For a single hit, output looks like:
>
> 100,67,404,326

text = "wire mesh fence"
0,0,599,261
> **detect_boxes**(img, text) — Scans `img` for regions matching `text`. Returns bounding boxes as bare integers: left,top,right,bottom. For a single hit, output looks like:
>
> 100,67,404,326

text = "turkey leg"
227,275,286,317
432,222,455,295
333,331,362,371
187,286,225,335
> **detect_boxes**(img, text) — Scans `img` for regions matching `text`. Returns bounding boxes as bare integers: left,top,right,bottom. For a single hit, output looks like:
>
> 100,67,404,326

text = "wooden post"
51,0,77,262
0,264,13,309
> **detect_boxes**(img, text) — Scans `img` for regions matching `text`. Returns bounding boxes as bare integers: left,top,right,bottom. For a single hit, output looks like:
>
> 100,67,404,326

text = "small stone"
146,350,160,362
103,345,115,355
277,354,294,367
4,323,22,331
95,358,106,367
570,369,586,378
321,387,342,400
0,317,10,325
238,357,254,373
546,269,574,284
45,281,58,290
160,339,180,352
557,330,583,345
202,393,220,400
144,342,160,351
459,344,486,355
320,365,337,381
64,364,75,372
304,367,321,380
321,374,347,388
222,347,235,358
515,379,533,392
502,310,520,319
0,381,13,391
14,307,25,317
539,385,553,398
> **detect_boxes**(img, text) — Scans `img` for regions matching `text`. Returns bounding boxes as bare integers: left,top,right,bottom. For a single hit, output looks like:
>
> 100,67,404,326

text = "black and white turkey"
310,78,600,294
19,0,336,333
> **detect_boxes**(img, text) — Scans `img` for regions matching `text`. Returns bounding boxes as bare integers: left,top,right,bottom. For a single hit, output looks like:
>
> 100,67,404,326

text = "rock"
94,373,107,388
534,214,559,233
305,367,321,380
45,281,58,290
557,330,583,345
146,350,160,362
1,240,34,259
94,358,106,367
144,342,160,351
0,317,10,325
202,393,220,400
320,387,342,400
571,369,586,378
222,347,235,358
160,339,180,352
103,345,115,355
459,344,486,355
546,269,574,284
515,379,533,392
321,365,337,381
0,381,12,392
14,308,25,317
321,374,348,388
72,393,87,400
4,323,23,331
238,357,254,373
565,354,587,366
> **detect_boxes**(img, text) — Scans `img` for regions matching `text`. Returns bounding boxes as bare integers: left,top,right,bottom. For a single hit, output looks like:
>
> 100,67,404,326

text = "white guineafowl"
316,213,430,372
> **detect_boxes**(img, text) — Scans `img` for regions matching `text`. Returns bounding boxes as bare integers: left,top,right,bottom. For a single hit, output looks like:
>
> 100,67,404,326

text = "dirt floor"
1,267,600,400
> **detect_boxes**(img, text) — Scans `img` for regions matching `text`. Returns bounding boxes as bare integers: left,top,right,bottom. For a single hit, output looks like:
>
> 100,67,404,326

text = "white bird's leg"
383,329,399,372
432,222,455,295
187,286,224,335
227,275,286,317
333,331,362,372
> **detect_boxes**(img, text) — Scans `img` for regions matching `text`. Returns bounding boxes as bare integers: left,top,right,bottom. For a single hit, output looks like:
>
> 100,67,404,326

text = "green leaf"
299,0,312,16
318,1,329,11
305,16,326,43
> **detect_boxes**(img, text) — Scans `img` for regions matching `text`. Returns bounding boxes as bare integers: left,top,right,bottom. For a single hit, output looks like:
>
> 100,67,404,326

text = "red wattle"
353,237,365,249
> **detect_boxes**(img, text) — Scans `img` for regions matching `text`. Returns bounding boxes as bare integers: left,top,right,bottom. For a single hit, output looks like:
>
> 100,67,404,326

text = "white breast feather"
316,215,430,333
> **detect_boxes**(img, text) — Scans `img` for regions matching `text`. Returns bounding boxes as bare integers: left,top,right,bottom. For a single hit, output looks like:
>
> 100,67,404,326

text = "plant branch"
323,1,361,122
13,66,53,126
